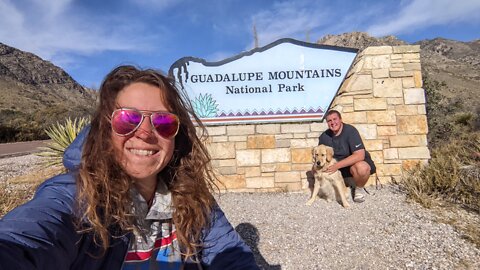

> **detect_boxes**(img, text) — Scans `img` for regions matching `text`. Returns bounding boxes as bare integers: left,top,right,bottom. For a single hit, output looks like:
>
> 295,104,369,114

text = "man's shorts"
339,158,376,178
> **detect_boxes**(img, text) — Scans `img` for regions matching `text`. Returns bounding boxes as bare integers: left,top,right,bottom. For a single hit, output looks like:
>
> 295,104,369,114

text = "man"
318,110,376,203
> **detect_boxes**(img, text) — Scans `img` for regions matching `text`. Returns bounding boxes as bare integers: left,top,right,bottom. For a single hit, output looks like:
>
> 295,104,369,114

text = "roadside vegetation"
0,117,89,217
398,76,480,247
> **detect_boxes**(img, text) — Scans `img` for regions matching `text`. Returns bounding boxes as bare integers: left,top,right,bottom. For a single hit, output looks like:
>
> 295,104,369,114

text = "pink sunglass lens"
112,110,142,135
152,114,179,137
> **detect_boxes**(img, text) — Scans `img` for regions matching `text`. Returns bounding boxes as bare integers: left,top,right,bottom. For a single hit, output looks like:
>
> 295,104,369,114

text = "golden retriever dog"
306,144,350,208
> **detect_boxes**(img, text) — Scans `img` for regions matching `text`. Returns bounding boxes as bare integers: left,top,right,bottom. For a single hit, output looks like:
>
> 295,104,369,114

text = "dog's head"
312,144,334,170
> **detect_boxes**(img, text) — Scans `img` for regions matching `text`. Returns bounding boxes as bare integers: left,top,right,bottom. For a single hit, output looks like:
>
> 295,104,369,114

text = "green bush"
36,117,90,168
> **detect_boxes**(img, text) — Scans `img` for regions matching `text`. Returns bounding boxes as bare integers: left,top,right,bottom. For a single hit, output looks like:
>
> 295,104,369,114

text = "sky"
0,0,479,89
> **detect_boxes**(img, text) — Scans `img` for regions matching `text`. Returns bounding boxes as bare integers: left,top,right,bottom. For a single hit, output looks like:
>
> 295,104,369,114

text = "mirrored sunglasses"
111,108,180,138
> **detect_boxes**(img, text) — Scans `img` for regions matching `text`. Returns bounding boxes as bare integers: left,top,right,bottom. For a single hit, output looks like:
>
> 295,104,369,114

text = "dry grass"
0,166,60,217
398,131,480,247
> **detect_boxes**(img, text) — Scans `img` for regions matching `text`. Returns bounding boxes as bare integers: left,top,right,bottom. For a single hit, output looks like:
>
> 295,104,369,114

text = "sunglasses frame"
111,107,180,138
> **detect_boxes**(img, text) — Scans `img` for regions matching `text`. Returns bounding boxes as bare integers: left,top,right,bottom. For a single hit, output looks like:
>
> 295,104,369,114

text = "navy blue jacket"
0,127,258,269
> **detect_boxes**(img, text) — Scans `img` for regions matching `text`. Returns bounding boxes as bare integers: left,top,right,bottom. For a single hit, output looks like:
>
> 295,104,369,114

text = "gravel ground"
2,155,479,270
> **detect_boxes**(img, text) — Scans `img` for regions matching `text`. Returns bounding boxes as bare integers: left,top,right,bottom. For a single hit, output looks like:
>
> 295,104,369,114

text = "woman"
0,65,258,269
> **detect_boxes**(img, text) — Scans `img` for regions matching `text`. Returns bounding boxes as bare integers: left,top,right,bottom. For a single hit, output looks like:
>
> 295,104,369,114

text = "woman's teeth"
129,149,156,156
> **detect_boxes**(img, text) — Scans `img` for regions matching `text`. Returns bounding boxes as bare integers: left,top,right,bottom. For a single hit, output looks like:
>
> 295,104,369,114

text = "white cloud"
249,0,329,49
0,0,160,66
367,0,480,36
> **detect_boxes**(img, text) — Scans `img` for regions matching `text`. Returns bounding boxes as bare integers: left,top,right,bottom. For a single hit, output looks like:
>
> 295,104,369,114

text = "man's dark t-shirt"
318,123,376,177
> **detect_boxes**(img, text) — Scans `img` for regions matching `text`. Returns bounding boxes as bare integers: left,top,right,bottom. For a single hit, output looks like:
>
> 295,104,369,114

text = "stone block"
354,124,378,139
372,68,389,78
292,148,312,163
216,175,246,190
236,150,261,166
218,166,237,175
404,88,426,104
292,163,312,171
335,95,354,105
247,135,275,149
389,135,427,147
390,71,414,78
226,125,255,135
395,105,419,115
212,136,228,142
228,135,247,142
350,75,373,91
364,139,383,151
342,111,367,123
398,147,431,159
235,142,247,150
377,126,397,136
383,148,398,160
402,77,415,88
364,55,391,69
404,63,421,71
414,71,423,87
370,150,384,163
244,166,261,177
363,46,392,55
373,78,403,97
262,148,291,163
290,138,317,148
217,159,236,167
275,139,291,148
397,115,428,134
276,163,292,171
402,53,420,60
393,45,420,53
206,126,226,136
377,163,402,176
387,98,404,105
367,110,396,125
256,124,280,134
275,171,301,183
294,133,306,139
246,177,275,188
281,123,310,133
310,122,328,132
207,142,236,159
354,98,387,111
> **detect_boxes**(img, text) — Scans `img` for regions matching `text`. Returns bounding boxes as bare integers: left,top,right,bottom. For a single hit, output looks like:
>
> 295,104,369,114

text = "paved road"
0,140,50,158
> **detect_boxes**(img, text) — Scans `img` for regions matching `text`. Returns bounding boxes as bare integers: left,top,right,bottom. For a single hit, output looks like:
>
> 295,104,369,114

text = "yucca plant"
36,117,90,169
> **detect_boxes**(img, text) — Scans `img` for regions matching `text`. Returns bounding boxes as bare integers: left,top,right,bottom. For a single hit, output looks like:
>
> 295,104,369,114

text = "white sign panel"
169,38,357,125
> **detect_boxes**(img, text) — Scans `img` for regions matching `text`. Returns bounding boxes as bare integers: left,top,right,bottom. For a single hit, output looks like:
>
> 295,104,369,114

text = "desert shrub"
36,116,90,169
400,132,480,212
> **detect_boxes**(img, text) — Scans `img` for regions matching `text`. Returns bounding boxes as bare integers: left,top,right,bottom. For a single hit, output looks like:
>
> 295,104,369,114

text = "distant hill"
0,42,97,142
317,31,480,113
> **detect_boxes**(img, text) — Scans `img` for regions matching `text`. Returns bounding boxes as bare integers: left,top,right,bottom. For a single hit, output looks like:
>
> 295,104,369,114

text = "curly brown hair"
76,65,217,258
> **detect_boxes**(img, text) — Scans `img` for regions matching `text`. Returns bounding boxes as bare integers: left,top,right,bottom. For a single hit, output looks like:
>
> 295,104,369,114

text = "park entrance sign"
169,38,358,125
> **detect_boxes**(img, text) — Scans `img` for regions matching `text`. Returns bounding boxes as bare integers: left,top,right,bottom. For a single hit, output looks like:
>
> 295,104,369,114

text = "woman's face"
111,82,175,182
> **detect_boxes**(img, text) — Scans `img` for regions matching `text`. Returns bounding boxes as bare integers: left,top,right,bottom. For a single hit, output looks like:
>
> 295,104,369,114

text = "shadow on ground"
235,222,281,270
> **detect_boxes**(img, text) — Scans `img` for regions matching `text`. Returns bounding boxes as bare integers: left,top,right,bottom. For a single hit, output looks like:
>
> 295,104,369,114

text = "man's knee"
350,161,371,178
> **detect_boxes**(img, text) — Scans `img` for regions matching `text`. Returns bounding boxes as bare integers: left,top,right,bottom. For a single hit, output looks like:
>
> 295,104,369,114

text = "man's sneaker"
353,187,366,203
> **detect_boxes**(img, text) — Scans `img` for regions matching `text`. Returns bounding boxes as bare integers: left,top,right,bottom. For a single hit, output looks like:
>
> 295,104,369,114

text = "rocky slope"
0,42,97,142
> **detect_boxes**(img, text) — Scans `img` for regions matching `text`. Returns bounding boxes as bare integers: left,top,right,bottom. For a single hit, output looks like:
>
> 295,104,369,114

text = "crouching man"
318,110,376,202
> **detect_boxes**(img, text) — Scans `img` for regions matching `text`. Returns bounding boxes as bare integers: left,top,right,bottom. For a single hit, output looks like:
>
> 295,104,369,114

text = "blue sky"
0,0,479,88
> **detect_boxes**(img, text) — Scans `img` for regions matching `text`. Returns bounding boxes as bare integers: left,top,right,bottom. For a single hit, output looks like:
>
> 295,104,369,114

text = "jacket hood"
63,125,90,171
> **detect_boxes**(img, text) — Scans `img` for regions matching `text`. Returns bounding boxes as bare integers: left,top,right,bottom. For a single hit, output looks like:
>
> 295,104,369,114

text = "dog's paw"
343,202,351,208
305,200,314,206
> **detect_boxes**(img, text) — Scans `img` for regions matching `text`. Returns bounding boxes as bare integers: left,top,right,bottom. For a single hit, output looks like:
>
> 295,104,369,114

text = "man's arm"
325,149,365,173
